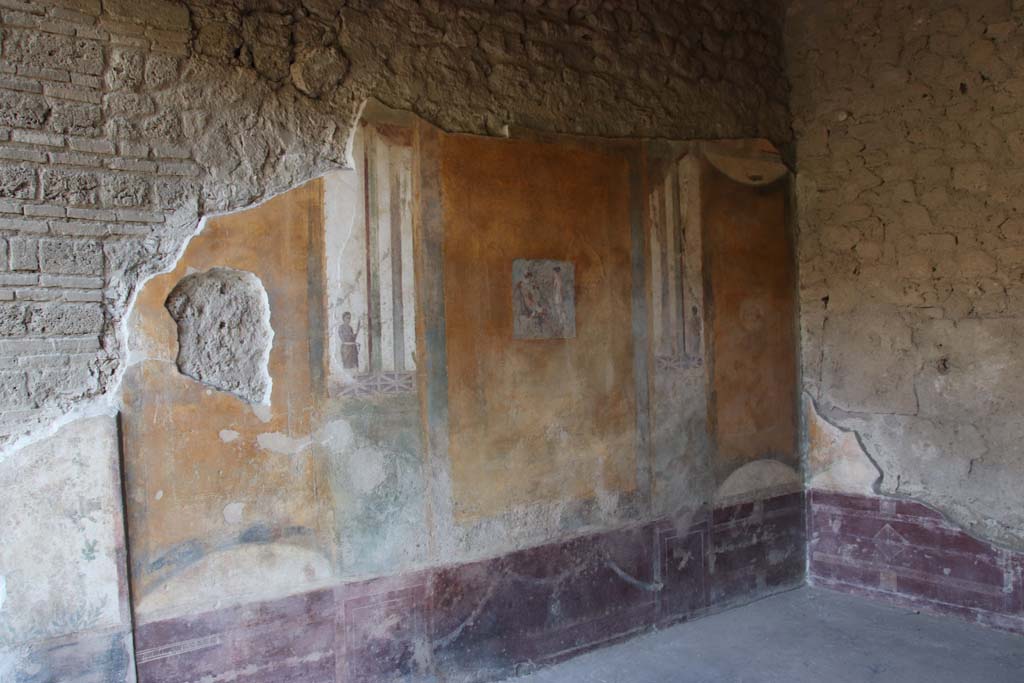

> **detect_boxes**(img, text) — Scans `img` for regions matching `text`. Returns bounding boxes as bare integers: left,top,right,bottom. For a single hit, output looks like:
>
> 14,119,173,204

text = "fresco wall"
0,415,136,682
703,154,799,497
645,147,710,520
0,112,800,681
0,2,792,677
118,119,801,682
440,134,639,526
121,177,334,622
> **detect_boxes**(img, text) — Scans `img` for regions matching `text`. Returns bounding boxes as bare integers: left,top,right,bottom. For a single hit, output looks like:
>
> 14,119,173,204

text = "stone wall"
788,0,1024,548
0,0,789,448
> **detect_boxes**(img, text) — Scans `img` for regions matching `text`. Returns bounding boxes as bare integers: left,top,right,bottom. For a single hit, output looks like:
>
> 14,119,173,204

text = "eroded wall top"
0,0,790,448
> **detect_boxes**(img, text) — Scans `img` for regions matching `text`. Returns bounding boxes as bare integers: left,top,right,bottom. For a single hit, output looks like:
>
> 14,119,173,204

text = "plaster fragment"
806,395,881,495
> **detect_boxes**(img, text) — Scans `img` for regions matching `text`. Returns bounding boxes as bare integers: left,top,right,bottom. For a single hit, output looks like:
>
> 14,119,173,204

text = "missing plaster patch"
219,429,240,443
256,431,311,455
165,267,273,405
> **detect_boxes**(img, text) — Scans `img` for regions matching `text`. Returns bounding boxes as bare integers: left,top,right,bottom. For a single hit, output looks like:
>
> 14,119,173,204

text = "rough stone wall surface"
0,0,789,449
164,267,272,404
788,0,1024,547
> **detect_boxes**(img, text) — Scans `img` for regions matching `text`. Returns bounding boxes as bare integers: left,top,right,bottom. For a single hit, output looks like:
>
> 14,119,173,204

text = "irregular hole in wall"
164,267,274,405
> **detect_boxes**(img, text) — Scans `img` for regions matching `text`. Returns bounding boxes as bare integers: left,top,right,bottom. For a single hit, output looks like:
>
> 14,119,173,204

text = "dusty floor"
510,586,1024,682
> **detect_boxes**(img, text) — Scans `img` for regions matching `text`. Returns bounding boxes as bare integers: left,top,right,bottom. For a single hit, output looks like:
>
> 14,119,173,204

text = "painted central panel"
512,258,576,339
440,135,637,520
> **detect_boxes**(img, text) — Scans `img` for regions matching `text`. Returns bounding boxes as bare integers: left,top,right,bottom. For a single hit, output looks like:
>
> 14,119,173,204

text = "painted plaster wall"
646,148,712,519
0,128,801,679
0,1,796,674
0,415,135,681
645,142,802,515
703,161,797,485
121,178,337,623
321,125,429,580
440,134,638,522
118,127,644,627
106,116,800,648
788,0,1024,548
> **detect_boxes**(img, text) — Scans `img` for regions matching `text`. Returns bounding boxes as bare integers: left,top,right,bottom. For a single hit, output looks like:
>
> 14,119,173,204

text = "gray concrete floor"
510,587,1024,682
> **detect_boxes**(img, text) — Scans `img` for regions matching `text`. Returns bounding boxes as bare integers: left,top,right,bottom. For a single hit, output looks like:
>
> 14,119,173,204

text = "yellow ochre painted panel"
440,134,637,521
121,179,331,599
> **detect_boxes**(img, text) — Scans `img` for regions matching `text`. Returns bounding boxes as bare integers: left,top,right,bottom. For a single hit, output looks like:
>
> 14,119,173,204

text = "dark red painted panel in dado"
808,490,1024,635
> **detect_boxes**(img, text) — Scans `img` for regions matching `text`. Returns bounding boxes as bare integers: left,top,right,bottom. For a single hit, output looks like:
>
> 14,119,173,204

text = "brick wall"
0,0,198,442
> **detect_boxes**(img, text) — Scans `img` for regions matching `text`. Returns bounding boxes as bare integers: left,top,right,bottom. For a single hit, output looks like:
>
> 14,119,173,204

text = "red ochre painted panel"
808,490,1024,635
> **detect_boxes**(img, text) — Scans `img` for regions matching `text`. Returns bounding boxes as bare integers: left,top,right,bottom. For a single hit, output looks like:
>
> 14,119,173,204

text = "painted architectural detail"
512,259,576,340
873,524,909,562
336,371,416,398
808,491,1024,635
703,155,797,482
649,154,703,372
325,122,417,397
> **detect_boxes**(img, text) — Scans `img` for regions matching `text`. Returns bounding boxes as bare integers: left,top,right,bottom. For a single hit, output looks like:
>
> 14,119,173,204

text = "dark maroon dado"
132,492,804,683
808,490,1024,634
